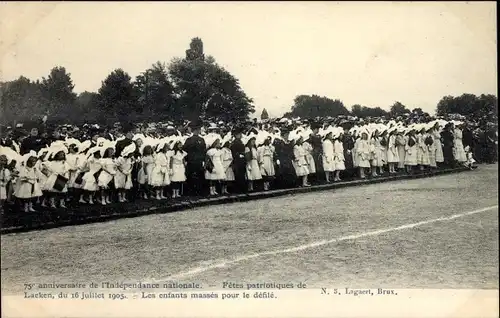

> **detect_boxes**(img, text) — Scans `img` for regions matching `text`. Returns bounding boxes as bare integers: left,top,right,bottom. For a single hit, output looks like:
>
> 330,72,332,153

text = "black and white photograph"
0,2,498,317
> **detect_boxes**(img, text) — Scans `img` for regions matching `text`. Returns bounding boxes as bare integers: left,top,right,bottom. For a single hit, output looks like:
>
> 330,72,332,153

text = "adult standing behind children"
183,121,206,196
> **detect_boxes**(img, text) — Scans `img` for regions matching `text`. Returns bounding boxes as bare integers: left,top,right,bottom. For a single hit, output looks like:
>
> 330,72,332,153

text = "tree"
168,38,255,122
436,93,498,121
351,104,389,118
412,107,424,115
186,37,205,61
74,91,100,123
40,66,77,120
135,61,176,119
351,104,363,117
97,69,139,123
261,108,269,120
289,94,350,119
0,76,45,124
389,101,410,117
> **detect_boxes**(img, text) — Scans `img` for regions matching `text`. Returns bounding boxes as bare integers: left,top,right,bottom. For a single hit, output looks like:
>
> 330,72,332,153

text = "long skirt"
434,140,444,163
397,146,406,168
417,147,430,165
405,147,418,166
454,141,467,162
428,147,437,167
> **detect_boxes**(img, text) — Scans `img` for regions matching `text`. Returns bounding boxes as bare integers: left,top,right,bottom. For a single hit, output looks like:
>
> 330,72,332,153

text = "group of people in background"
0,114,497,213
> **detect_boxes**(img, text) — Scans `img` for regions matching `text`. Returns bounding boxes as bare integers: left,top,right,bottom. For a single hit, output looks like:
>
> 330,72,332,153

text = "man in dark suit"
273,128,297,189
183,122,207,196
309,122,323,184
115,126,134,157
20,127,46,155
230,126,246,193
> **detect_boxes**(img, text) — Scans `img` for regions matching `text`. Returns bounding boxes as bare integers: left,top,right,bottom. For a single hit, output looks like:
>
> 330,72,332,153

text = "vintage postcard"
0,2,498,317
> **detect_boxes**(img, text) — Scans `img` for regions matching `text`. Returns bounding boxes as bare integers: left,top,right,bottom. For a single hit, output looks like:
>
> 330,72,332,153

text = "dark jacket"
20,136,47,155
115,138,134,157
184,135,206,166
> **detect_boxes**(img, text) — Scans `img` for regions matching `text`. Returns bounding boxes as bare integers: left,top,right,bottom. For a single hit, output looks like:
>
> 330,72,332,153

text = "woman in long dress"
416,127,430,171
396,130,406,170
405,130,418,173
441,123,455,167
453,125,467,163
426,126,437,169
352,132,359,169
432,124,444,165
245,137,262,192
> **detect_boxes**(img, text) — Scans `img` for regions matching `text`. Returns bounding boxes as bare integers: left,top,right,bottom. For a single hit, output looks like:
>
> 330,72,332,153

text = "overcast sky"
0,2,497,117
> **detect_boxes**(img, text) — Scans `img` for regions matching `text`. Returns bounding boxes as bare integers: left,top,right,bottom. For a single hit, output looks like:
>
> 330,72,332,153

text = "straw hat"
0,146,21,165
121,143,137,157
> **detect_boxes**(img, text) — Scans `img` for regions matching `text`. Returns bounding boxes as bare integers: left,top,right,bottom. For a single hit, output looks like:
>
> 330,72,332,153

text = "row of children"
0,119,476,212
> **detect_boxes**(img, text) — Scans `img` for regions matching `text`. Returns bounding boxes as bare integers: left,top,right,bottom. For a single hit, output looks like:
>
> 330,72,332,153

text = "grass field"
1,165,498,294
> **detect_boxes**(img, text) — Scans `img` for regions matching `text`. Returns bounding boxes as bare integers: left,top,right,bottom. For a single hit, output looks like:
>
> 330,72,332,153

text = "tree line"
1,36,496,127
0,37,255,126
272,94,497,123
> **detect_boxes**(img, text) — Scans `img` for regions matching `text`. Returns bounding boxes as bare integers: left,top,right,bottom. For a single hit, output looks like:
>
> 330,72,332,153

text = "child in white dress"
245,137,262,192
81,148,102,204
322,132,335,182
221,140,234,195
205,138,226,196
302,139,316,176
386,129,399,174
416,128,430,171
405,131,418,173
98,147,117,205
0,155,11,205
114,143,135,202
257,137,275,191
169,140,187,198
66,144,80,201
425,127,437,169
45,149,70,209
292,136,310,187
14,152,41,212
396,131,406,170
138,145,155,199
150,142,170,200
355,132,371,179
464,146,478,170
37,150,50,207
333,132,346,181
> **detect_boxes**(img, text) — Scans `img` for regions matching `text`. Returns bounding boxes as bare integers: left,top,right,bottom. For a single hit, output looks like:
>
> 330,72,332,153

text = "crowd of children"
0,119,479,212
